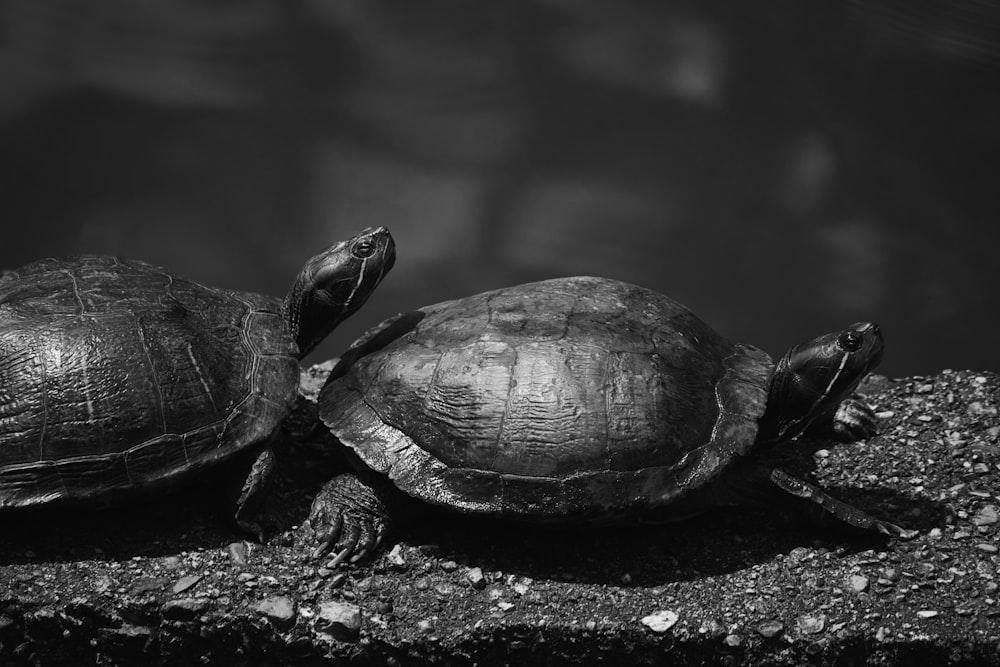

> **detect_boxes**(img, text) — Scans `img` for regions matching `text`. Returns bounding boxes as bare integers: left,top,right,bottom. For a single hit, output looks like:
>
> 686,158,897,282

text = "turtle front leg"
803,396,880,443
769,468,917,539
234,448,277,541
303,472,393,566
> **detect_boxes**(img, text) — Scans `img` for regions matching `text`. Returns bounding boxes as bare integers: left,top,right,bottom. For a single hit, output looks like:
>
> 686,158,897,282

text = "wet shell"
319,277,771,521
0,255,298,508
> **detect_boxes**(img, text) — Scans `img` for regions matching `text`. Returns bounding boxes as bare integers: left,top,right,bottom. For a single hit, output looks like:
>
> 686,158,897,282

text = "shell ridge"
602,351,614,472
556,287,579,343
490,342,518,473
423,336,448,417
232,294,262,399
36,340,49,464
133,313,167,435
61,268,85,316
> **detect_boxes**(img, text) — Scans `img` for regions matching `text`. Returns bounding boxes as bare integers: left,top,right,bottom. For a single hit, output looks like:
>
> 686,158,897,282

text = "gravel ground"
1,364,998,666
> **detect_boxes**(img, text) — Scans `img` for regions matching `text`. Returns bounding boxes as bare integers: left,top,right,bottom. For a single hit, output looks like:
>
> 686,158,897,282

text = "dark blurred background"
1,0,998,376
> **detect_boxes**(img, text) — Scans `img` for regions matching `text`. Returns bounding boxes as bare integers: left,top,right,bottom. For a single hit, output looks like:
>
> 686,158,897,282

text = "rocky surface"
1,365,998,665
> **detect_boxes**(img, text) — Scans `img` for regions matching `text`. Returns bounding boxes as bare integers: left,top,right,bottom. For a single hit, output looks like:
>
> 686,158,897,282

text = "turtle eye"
837,330,863,352
352,239,377,258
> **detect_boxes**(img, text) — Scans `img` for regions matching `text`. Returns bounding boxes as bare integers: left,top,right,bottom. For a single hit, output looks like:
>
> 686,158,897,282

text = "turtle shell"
319,276,772,521
0,255,298,508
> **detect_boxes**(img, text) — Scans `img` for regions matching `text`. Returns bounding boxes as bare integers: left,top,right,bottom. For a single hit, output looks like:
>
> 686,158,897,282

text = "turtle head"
759,322,883,442
284,227,396,358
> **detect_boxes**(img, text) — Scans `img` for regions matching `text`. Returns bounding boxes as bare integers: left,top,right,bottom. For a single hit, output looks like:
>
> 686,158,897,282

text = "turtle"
304,276,915,564
0,226,395,535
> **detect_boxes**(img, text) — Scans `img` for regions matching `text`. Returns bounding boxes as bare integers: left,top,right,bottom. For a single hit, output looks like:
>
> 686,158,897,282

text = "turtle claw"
303,473,391,565
350,521,384,563
324,523,361,568
876,520,918,541
327,545,354,569
309,520,341,560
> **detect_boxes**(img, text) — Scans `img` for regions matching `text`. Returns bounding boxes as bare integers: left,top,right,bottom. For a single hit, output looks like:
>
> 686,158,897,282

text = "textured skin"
320,277,772,522
0,256,298,508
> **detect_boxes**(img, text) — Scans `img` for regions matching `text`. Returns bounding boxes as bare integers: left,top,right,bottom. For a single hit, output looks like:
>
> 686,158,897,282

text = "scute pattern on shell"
0,255,299,507
320,277,772,521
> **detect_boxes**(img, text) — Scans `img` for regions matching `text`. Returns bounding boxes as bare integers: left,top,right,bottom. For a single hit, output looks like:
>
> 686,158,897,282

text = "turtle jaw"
284,227,396,359
760,321,884,442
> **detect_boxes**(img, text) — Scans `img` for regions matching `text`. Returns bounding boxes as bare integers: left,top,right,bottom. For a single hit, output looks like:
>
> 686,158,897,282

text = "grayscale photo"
0,1,997,664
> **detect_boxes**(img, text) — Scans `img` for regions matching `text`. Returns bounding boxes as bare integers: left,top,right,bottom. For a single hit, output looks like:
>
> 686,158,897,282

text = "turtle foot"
303,473,390,566
830,397,879,441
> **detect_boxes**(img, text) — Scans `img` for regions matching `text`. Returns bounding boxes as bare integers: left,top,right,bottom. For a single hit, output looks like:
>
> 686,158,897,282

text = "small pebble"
161,598,209,621
171,574,202,595
440,560,459,572
916,610,939,619
787,547,812,565
435,582,456,596
386,544,406,569
227,541,249,566
756,620,784,638
968,401,997,416
847,574,870,593
640,610,679,633
699,618,727,640
975,543,999,553
255,596,296,630
724,633,743,647
92,575,113,593
797,614,826,635
160,556,182,570
973,506,999,527
130,578,168,596
314,601,361,642
417,618,436,634
466,567,487,590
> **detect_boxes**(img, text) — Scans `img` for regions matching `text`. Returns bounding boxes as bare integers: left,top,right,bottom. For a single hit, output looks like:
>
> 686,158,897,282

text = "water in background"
1,0,998,377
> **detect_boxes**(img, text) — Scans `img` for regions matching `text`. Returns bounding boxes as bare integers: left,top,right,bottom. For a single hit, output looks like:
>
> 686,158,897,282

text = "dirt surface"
1,364,998,666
